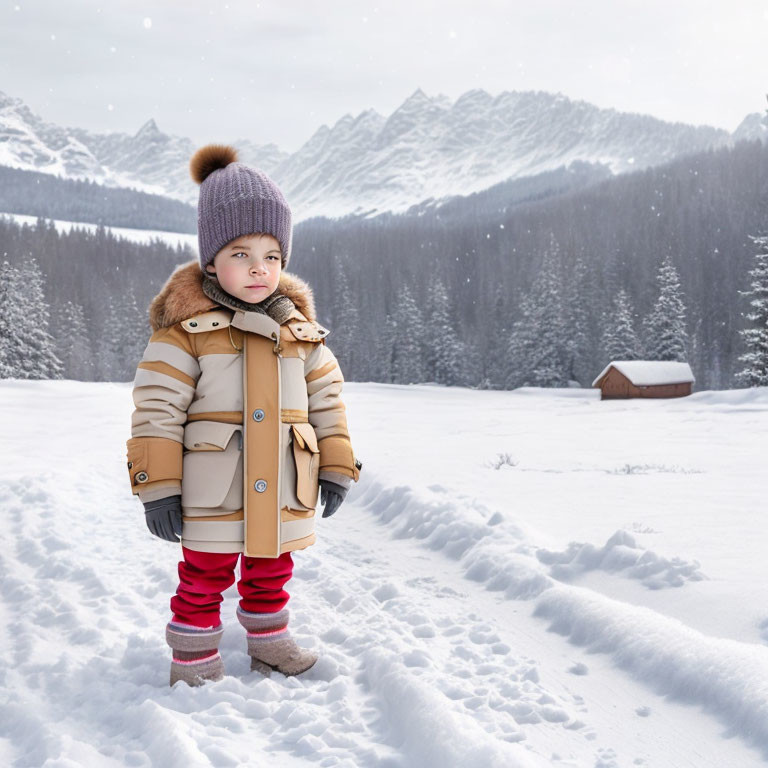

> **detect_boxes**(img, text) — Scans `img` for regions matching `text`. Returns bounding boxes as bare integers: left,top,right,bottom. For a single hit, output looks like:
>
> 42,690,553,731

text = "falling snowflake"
143,17,152,29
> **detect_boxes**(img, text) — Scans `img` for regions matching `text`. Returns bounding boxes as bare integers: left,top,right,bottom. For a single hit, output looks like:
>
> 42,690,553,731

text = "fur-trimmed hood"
148,259,318,331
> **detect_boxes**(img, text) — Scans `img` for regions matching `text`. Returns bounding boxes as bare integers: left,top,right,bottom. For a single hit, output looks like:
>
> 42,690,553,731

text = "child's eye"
231,252,280,261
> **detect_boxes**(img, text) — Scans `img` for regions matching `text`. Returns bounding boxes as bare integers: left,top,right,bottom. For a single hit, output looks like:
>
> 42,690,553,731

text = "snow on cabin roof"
592,360,695,388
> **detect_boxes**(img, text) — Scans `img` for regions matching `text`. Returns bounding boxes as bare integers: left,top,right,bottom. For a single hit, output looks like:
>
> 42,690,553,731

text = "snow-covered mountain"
0,87,763,221
0,90,285,205
732,109,768,145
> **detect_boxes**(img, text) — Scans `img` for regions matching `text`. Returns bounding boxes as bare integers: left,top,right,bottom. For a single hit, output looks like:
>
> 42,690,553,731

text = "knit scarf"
201,273,295,325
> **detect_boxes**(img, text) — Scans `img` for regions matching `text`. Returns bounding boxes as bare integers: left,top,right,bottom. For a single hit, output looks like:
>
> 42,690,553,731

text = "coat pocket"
181,421,243,510
290,422,320,510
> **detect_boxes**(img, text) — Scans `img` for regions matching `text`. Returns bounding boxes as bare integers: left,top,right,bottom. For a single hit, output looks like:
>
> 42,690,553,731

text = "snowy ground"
1,379,767,767
0,211,197,251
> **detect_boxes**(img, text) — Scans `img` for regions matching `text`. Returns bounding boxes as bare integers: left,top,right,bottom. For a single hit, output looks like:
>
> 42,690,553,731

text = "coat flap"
287,319,330,343
286,307,309,322
291,422,319,453
180,310,233,334
184,420,242,451
230,309,280,338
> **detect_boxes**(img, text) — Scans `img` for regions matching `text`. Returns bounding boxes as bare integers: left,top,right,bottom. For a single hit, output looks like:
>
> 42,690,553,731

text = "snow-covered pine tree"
96,285,146,381
601,288,642,361
424,276,464,386
563,255,592,384
391,284,426,384
121,287,151,381
518,236,569,387
96,286,132,381
0,260,24,378
330,264,362,381
379,313,397,383
687,318,701,375
642,255,689,361
735,234,768,386
4,257,64,379
485,282,509,389
505,291,536,389
53,300,94,381
459,341,482,389
95,299,120,381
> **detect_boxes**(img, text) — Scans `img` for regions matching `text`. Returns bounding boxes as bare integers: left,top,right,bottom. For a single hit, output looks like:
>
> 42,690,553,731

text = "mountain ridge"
0,86,764,222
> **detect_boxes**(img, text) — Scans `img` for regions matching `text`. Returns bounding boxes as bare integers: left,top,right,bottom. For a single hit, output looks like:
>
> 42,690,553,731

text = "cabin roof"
592,360,695,388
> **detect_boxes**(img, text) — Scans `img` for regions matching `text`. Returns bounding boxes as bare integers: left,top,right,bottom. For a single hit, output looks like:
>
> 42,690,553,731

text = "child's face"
206,233,282,303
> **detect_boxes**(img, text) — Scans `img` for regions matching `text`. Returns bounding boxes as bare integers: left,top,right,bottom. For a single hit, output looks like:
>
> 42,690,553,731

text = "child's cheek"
219,262,239,287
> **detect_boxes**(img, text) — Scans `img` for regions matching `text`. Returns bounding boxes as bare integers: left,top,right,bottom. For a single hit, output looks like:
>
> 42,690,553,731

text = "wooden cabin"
592,360,694,400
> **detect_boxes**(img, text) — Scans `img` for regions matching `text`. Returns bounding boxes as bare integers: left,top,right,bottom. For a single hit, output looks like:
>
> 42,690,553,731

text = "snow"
533,586,768,758
592,360,695,387
1,379,767,766
0,211,196,251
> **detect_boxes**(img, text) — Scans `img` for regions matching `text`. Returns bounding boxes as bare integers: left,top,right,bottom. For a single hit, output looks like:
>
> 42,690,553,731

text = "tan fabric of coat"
126,259,361,557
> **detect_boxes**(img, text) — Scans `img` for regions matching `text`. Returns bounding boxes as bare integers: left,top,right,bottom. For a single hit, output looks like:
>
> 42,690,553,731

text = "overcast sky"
2,0,767,154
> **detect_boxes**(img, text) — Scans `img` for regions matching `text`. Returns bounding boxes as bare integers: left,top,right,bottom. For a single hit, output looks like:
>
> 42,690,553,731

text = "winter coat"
125,259,362,558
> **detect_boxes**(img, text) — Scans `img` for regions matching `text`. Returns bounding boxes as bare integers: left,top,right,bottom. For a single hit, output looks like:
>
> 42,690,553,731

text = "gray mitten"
319,479,348,518
143,494,183,542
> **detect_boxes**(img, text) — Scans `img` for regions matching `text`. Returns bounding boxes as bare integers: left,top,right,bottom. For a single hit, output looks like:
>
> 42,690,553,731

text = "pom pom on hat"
190,144,239,185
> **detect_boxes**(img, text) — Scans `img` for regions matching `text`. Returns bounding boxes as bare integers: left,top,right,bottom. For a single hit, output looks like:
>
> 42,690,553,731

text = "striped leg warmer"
165,620,225,687
236,606,317,677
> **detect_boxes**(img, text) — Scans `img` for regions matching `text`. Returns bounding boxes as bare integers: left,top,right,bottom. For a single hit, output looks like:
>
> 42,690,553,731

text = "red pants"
170,546,294,628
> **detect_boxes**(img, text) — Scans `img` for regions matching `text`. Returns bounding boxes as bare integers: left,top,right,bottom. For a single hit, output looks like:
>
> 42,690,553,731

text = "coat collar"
148,259,318,331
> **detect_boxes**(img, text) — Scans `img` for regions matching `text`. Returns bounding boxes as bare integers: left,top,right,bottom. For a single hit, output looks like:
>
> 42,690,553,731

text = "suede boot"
165,620,225,687
236,605,317,676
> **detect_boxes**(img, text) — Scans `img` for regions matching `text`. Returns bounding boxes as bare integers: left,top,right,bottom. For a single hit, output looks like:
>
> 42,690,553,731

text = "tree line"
1,136,768,389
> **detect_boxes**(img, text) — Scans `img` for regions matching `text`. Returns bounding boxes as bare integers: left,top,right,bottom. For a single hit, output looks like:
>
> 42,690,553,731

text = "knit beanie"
189,144,292,272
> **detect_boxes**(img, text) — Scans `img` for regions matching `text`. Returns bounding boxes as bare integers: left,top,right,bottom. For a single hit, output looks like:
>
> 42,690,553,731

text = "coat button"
254,479,267,493
127,461,133,469
252,409,265,422
136,471,149,483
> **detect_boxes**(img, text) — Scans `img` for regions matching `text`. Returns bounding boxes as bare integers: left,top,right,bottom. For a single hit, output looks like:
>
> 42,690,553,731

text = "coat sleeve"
304,339,361,491
126,323,201,503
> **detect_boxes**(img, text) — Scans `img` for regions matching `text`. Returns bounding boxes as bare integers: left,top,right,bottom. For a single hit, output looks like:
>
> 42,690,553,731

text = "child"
125,144,362,687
